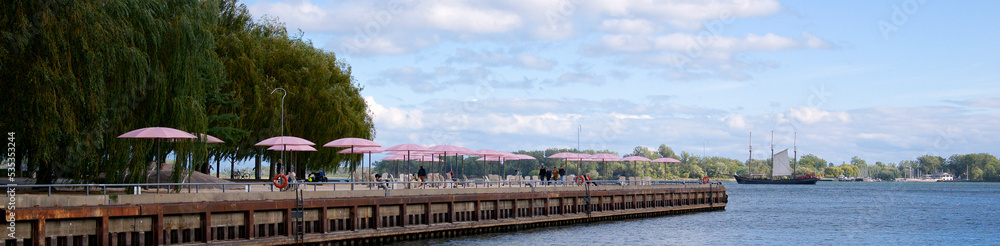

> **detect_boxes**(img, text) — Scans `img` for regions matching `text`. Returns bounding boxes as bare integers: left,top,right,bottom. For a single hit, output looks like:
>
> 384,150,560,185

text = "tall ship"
734,132,819,184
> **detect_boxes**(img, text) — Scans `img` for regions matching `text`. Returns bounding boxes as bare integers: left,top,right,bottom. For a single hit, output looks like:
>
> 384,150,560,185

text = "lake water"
397,181,1000,245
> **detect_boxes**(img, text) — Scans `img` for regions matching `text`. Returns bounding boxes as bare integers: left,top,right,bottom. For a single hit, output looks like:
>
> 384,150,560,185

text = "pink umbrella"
429,145,468,174
324,138,381,183
548,152,577,159
590,153,621,162
323,138,380,148
386,144,431,152
495,151,517,176
514,154,536,173
622,156,652,177
393,153,440,170
474,155,506,176
255,136,315,146
549,152,583,174
118,127,197,187
571,153,594,174
383,154,408,161
414,155,441,162
386,144,431,175
267,145,316,179
474,149,505,176
652,157,681,163
476,156,504,162
337,146,386,154
590,153,621,178
256,136,314,177
268,145,317,151
189,133,224,143
622,156,652,162
652,157,681,179
338,146,386,176
548,152,577,173
119,127,198,139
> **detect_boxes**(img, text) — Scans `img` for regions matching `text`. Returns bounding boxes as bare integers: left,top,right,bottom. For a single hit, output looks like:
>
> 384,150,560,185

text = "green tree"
657,144,678,159
917,155,945,174
798,154,827,173
0,0,372,184
851,156,867,167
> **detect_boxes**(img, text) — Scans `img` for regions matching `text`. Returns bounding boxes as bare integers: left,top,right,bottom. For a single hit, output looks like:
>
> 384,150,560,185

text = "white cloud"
610,113,653,120
248,0,789,56
248,1,334,31
421,2,523,33
580,32,829,80
517,54,556,70
724,114,748,129
802,32,833,49
787,107,850,125
365,96,424,130
446,49,556,70
586,32,820,55
584,0,783,30
557,72,604,85
598,19,657,34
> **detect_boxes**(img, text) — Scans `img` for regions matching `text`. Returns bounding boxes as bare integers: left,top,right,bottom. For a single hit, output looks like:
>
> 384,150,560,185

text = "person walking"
538,167,546,184
559,167,566,180
545,168,553,185
417,166,427,188
552,168,560,184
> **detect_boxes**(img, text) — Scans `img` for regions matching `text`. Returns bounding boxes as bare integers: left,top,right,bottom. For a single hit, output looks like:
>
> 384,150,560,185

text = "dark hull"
734,175,819,184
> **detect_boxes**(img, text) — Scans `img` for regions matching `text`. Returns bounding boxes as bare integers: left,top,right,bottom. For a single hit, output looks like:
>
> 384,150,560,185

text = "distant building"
924,172,954,181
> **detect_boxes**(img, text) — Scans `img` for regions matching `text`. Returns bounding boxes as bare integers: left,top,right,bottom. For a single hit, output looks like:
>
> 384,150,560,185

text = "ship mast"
748,132,753,176
794,132,797,177
770,131,774,179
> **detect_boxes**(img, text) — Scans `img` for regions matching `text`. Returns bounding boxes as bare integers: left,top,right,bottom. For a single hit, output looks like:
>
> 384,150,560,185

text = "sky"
242,0,999,165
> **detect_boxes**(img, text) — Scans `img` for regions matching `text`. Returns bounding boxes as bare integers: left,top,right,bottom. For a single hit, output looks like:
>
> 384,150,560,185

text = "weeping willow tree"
0,0,373,184
212,0,374,178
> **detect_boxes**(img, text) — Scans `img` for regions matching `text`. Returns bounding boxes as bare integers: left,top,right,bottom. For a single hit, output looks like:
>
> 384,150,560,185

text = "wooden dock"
5,182,727,245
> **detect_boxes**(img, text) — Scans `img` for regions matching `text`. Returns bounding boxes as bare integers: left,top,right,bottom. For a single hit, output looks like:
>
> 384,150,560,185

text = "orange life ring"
575,175,585,184
273,174,288,188
701,176,710,183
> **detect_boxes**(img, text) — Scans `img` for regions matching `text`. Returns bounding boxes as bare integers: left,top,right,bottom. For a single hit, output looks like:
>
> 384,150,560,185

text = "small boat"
734,131,818,185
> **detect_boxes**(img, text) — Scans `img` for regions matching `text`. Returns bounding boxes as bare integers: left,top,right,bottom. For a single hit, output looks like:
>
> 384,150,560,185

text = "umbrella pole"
156,139,161,193
350,147,355,190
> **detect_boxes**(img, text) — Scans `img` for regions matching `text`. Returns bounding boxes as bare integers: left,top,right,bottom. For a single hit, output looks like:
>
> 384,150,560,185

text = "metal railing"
1,179,718,197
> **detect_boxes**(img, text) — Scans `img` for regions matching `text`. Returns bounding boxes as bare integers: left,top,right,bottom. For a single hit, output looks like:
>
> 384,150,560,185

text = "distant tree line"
1,0,373,184
373,144,1000,182
373,145,746,180
794,153,999,181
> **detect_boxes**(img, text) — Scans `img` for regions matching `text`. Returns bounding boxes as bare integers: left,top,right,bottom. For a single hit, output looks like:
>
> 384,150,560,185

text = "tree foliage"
1,0,372,184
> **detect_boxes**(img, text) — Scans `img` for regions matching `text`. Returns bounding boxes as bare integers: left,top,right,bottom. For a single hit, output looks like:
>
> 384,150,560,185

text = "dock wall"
4,183,726,246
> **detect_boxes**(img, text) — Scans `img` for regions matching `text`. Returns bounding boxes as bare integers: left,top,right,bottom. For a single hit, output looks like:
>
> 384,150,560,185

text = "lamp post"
577,124,581,151
271,88,286,174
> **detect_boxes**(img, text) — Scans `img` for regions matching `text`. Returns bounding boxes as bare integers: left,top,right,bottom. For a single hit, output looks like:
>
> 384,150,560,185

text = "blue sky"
243,0,999,165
